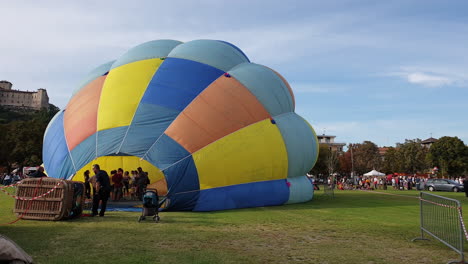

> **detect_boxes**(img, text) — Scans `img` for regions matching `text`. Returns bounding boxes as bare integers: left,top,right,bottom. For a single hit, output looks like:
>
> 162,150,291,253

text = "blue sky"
1,0,467,146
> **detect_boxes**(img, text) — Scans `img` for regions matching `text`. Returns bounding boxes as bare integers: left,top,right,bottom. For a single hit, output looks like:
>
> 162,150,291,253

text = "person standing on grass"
136,167,149,200
123,171,130,197
135,169,143,199
112,168,124,201
109,170,116,201
132,170,140,200
90,173,97,196
463,177,468,197
84,170,91,199
91,164,111,217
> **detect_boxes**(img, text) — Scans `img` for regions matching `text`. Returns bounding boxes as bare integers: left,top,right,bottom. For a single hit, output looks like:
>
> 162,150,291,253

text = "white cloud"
406,72,454,87
386,66,468,88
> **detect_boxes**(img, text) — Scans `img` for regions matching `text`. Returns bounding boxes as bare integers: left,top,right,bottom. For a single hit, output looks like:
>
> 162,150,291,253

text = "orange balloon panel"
64,76,106,151
165,75,270,153
147,178,168,196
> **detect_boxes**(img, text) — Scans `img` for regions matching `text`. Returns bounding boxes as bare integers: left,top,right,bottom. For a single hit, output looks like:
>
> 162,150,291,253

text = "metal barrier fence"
318,184,334,198
412,192,467,264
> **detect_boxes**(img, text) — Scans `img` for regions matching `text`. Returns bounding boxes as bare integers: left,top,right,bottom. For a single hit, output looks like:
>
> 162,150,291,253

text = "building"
317,134,346,152
421,137,438,148
0,80,49,110
378,147,389,156
378,147,391,161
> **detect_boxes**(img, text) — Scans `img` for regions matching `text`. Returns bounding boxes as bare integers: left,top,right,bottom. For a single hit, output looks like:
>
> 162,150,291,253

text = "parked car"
425,179,464,192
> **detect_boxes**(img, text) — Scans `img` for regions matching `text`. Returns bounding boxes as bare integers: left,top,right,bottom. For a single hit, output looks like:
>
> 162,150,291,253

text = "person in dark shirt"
91,164,111,217
123,171,130,198
463,177,468,197
136,167,149,200
84,170,91,199
29,167,47,178
109,170,116,200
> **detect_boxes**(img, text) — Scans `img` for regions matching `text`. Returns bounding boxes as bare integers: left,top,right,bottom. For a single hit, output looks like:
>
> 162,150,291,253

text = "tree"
381,147,399,174
0,104,59,172
0,123,15,172
427,136,468,177
327,148,340,176
310,144,331,177
396,139,429,174
338,149,352,175
310,144,341,178
351,141,381,175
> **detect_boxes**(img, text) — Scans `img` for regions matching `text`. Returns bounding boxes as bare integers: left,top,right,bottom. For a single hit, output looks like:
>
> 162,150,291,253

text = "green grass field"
1,189,468,264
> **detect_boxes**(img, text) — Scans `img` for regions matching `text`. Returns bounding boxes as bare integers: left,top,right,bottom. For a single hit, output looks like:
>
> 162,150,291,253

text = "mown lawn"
1,189,468,264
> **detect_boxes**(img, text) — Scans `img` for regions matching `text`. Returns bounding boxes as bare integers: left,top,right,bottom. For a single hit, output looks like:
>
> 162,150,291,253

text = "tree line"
0,105,59,172
311,137,468,178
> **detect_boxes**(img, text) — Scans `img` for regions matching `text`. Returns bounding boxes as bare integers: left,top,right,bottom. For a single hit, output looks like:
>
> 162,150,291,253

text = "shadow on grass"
0,212,231,227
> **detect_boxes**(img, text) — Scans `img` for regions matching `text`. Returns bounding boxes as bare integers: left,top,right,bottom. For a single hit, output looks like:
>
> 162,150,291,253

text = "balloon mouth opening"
69,155,168,196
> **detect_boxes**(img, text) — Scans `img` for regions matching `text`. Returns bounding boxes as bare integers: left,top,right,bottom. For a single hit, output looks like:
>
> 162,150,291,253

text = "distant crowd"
321,175,466,191
1,167,47,185
1,173,22,186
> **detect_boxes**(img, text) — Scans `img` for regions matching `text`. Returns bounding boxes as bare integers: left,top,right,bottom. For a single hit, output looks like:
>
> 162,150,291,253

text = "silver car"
425,179,464,192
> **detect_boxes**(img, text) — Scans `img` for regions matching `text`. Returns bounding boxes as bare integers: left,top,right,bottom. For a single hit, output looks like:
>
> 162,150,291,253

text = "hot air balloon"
42,39,319,211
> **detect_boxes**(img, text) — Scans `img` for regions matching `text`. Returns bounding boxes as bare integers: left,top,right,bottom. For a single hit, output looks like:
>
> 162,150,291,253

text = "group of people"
2,165,150,217
328,175,468,191
84,165,150,217
1,167,47,185
1,173,22,186
332,175,423,190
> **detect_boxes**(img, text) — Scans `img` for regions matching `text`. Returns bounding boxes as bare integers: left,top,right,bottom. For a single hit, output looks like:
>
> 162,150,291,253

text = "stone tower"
0,80,12,90
35,88,49,109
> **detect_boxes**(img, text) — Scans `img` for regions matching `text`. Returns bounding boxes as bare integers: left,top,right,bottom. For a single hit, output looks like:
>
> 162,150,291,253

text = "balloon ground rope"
0,180,62,201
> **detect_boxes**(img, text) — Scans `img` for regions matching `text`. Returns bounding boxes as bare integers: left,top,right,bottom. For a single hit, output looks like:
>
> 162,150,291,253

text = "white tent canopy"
363,169,386,177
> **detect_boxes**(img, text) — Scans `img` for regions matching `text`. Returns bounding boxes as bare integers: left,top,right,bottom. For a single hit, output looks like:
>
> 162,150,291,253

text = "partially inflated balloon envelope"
42,39,319,211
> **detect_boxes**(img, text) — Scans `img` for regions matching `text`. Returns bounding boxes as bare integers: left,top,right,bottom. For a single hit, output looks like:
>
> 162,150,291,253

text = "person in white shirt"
3,174,12,186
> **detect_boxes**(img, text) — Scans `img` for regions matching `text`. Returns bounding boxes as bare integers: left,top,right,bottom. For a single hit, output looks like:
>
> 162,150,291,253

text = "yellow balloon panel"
72,156,165,183
193,119,288,190
97,58,163,131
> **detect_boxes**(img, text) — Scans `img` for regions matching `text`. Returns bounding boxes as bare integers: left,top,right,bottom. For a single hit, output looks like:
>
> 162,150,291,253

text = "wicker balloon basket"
13,178,85,221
